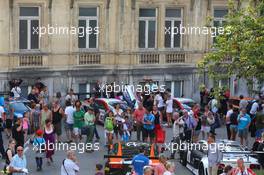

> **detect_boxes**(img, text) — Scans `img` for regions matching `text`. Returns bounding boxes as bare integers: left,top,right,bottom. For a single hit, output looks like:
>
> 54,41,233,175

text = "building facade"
0,0,249,100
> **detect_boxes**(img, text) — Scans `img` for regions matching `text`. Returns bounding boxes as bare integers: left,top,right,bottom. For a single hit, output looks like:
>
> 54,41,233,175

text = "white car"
179,140,261,175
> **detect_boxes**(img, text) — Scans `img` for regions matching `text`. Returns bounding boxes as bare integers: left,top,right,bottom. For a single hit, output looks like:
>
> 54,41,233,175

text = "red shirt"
133,108,146,123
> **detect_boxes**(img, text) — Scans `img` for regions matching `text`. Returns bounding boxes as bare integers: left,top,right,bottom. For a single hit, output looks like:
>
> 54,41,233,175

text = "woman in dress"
4,139,16,175
40,103,52,130
43,119,55,165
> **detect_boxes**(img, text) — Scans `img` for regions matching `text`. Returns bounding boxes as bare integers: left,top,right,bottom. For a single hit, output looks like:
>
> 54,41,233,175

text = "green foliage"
199,0,264,92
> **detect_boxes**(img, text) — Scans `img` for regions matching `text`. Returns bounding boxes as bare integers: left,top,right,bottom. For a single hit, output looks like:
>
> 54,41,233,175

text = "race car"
179,139,261,175
104,141,162,175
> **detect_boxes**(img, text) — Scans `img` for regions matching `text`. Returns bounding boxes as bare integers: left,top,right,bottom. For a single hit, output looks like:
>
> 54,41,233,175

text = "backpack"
105,117,114,131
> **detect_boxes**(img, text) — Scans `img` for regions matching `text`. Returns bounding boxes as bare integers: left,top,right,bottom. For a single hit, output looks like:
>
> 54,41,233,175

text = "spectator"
171,112,184,159
30,103,41,133
84,107,95,152
61,150,79,175
9,146,28,175
154,91,165,122
193,115,201,143
154,154,167,175
11,86,21,99
33,129,45,171
12,116,24,149
43,119,55,165
65,89,77,105
143,166,154,175
232,158,256,175
4,139,16,175
255,104,264,139
40,103,52,130
165,93,173,127
207,112,216,134
163,162,175,175
52,100,64,143
201,105,211,140
239,95,248,110
133,103,146,141
142,107,155,143
220,165,232,175
104,111,115,145
95,164,104,175
207,134,222,175
64,100,75,143
121,116,132,142
0,112,5,159
22,112,29,142
27,88,39,104
182,110,197,142
151,105,161,137
89,98,100,141
132,146,150,175
113,104,124,140
225,104,233,140
230,108,239,141
73,100,84,143
237,108,251,147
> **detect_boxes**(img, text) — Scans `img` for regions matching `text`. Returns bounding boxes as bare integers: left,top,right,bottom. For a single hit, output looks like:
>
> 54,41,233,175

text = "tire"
198,164,204,175
179,151,187,166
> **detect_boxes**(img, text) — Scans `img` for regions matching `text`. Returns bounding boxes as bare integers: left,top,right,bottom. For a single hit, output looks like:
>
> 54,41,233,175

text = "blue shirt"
184,115,196,130
33,137,46,152
143,113,155,130
10,154,27,175
132,154,149,175
237,114,251,130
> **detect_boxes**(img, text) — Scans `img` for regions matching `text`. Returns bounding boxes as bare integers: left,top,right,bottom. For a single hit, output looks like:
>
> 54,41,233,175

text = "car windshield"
224,144,243,152
11,102,29,113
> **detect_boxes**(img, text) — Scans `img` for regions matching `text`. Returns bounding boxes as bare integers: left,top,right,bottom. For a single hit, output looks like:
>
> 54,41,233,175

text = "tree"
199,0,264,94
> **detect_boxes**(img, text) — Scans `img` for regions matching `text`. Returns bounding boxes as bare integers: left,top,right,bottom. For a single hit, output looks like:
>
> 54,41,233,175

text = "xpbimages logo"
32,24,99,37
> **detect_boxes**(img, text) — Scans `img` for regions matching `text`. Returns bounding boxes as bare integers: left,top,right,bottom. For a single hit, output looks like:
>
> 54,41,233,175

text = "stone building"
0,0,250,100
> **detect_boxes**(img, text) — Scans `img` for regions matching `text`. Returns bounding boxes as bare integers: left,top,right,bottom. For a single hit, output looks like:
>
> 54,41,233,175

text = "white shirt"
11,87,21,98
65,106,75,124
0,106,4,118
163,171,173,175
250,102,258,115
166,98,173,113
226,109,233,124
154,94,165,108
173,117,185,137
61,159,79,175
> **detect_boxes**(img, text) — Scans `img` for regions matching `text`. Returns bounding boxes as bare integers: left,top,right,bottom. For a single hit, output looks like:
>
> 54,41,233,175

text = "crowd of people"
0,79,263,175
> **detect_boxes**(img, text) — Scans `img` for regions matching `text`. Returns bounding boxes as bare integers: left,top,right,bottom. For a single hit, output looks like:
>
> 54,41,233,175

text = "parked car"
173,97,196,112
91,98,130,123
3,97,31,118
179,139,261,175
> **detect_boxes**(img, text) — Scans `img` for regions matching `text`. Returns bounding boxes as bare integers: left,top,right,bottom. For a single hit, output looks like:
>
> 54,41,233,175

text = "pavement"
0,123,256,175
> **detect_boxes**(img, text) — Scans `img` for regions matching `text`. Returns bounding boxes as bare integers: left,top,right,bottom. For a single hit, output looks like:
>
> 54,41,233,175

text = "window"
213,8,228,43
173,80,184,97
165,8,182,48
78,7,99,49
19,7,40,50
138,8,157,48
79,83,92,100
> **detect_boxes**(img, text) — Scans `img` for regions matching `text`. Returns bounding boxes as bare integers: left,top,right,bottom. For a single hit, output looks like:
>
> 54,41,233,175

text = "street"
0,123,255,175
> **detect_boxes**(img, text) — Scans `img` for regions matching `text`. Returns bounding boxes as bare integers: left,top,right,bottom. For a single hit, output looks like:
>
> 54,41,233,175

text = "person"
64,100,75,143
0,111,5,159
209,97,218,114
163,162,175,175
132,146,150,175
220,165,232,175
113,104,124,140
208,134,223,175
230,108,239,141
151,105,162,137
43,119,55,165
182,110,197,142
65,89,77,105
61,150,79,175
5,101,14,138
154,92,165,122
239,95,248,110
225,104,233,140
11,86,21,99
154,154,167,175
9,146,28,175
84,107,95,151
52,100,64,143
73,100,85,143
171,112,184,159
133,103,145,141
123,107,133,138
201,105,211,140
237,108,251,147
95,164,104,175
165,93,173,127
232,158,256,175
207,112,216,134
193,115,201,143
30,103,41,133
40,103,52,130
12,116,24,149
33,129,45,171
104,111,115,145
143,166,154,175
22,112,29,142
89,98,100,141
142,107,155,143
27,88,39,104
255,104,264,139
4,139,16,175
121,116,132,142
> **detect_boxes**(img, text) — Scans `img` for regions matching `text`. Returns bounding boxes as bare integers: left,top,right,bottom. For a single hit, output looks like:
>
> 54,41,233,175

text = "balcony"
137,53,160,64
165,53,186,63
78,53,101,65
19,55,43,67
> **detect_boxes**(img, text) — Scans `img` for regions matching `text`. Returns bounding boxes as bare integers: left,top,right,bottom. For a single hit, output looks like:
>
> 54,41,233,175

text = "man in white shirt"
65,89,77,105
64,100,75,143
154,92,165,122
225,104,233,140
11,86,21,98
250,100,259,117
61,151,79,175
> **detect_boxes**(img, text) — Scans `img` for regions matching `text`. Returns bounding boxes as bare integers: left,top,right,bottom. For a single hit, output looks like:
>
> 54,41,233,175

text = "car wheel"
198,164,204,175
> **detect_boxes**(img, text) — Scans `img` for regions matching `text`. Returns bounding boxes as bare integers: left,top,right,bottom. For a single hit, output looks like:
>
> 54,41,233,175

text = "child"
95,164,104,175
33,129,46,171
104,111,115,145
121,116,132,142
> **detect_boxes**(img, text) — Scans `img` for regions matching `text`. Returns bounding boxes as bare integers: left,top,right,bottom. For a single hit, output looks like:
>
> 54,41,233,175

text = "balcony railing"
137,53,160,64
165,53,186,63
19,55,43,67
78,53,101,65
